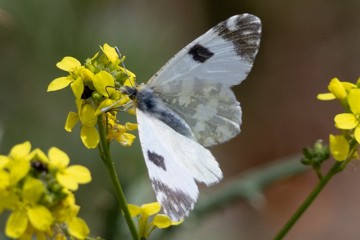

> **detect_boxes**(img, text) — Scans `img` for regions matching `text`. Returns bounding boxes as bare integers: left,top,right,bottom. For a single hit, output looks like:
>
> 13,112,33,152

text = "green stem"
97,116,139,240
273,161,342,240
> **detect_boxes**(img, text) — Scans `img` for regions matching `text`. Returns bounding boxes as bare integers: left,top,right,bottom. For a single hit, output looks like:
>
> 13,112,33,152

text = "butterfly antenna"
115,47,135,88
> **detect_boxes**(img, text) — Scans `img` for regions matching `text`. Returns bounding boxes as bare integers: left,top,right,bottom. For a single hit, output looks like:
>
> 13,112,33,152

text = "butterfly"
123,13,261,221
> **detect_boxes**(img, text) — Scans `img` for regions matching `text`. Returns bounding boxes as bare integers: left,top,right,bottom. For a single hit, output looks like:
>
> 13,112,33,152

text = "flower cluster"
128,202,182,239
48,44,137,149
318,77,360,161
0,141,91,239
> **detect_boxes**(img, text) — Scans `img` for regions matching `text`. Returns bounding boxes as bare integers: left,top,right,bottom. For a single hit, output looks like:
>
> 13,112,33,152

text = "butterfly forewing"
146,14,261,146
147,14,261,88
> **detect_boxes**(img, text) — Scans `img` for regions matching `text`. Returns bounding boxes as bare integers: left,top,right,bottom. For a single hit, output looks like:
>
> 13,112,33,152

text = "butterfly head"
121,86,138,100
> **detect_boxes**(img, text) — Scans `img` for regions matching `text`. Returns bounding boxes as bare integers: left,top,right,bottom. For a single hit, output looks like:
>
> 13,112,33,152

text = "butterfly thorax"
130,85,195,140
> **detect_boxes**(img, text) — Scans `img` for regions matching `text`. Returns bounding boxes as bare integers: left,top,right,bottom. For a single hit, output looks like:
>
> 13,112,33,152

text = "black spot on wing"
152,179,195,221
147,150,166,170
188,43,214,63
214,14,261,62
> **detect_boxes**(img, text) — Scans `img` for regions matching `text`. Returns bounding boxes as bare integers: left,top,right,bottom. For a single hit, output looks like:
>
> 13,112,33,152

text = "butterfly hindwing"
147,79,241,146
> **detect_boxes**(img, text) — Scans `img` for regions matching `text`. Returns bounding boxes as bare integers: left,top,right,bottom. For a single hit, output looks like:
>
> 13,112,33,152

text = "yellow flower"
329,134,350,161
317,78,356,102
5,141,32,185
128,202,182,239
5,177,54,238
52,193,90,239
101,43,121,65
48,43,138,149
334,89,360,143
48,57,84,97
47,147,91,191
105,113,136,146
0,142,91,239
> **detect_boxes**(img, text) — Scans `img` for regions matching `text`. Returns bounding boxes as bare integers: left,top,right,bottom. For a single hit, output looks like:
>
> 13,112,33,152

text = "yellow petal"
334,113,358,129
10,159,30,184
342,81,357,90
93,71,115,97
29,148,49,164
152,214,172,229
317,93,335,100
348,89,360,114
0,170,10,189
141,202,161,216
47,77,72,92
65,112,79,132
80,126,99,149
70,77,84,99
123,73,136,87
80,68,95,84
56,57,81,72
56,171,79,190
0,191,19,209
28,205,53,231
5,210,28,238
79,104,97,127
96,99,116,115
171,219,184,226
355,126,360,144
125,122,138,131
22,177,44,204
329,134,349,161
48,147,70,169
67,217,90,239
10,141,31,160
65,165,91,184
117,133,136,147
101,43,119,63
328,78,346,100
127,204,141,217
0,155,9,169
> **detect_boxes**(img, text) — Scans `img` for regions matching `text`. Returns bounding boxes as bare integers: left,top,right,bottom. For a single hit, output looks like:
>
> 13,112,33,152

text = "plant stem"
97,116,139,240
273,161,342,240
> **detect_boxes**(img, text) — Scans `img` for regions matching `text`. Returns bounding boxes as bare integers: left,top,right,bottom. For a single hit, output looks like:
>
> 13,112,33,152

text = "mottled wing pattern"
147,14,261,146
150,79,241,146
136,109,222,221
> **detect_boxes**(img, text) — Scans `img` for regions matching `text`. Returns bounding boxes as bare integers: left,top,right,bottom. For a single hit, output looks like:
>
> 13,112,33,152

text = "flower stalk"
275,76,360,239
273,161,342,240
97,116,139,240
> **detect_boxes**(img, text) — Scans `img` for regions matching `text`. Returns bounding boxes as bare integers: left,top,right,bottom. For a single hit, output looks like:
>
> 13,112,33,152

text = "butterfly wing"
146,14,261,146
134,14,261,220
136,108,222,221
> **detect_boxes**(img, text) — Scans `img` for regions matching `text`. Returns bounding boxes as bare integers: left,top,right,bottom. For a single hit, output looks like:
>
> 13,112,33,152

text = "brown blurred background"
1,0,360,239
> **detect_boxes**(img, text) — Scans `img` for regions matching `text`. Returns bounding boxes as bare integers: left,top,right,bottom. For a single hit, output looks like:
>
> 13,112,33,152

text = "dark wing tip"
214,13,262,63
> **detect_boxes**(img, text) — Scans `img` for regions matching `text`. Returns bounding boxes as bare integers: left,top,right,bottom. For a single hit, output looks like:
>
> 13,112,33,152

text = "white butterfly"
124,14,261,221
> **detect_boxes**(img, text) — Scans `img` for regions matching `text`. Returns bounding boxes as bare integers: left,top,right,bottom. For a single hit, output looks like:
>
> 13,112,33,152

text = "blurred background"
1,0,360,239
